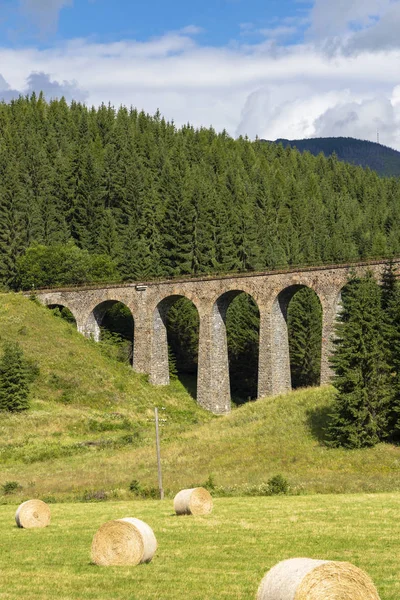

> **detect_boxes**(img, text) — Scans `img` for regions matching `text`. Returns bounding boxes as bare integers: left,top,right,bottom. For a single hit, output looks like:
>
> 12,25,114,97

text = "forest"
275,137,400,178
2,94,400,402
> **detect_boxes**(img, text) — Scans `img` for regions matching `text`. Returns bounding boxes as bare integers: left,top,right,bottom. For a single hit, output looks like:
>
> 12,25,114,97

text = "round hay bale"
173,487,213,516
15,499,51,529
91,517,157,566
256,558,380,600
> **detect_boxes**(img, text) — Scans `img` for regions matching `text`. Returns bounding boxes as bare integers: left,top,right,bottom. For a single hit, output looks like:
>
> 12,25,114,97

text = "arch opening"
153,295,200,399
47,304,77,327
276,285,323,390
218,290,260,406
89,301,134,365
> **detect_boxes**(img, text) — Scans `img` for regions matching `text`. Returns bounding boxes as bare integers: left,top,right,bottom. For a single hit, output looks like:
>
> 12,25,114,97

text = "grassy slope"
1,293,400,500
1,494,399,600
0,293,211,500
128,386,400,495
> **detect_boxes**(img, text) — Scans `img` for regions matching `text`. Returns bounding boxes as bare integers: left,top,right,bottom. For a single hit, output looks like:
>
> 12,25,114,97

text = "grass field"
0,494,398,600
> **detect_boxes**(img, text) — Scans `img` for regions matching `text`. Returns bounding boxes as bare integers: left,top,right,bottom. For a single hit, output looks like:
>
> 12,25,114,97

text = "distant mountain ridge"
270,137,400,177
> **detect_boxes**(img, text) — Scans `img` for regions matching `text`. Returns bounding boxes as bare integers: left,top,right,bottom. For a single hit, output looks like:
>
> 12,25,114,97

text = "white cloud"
18,0,73,35
309,0,393,39
314,96,400,147
0,71,87,102
344,4,400,54
1,2,400,149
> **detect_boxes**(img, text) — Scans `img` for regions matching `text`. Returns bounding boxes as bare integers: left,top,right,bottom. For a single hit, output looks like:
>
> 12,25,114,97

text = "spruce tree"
0,342,30,412
287,288,322,388
381,259,400,439
329,274,392,448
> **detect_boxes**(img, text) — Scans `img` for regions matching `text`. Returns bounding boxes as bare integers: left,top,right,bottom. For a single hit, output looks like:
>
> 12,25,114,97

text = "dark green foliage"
50,306,76,325
288,288,322,388
275,137,400,178
226,294,260,402
1,481,21,495
0,342,31,412
267,474,290,496
168,345,178,379
380,261,400,439
0,96,399,290
98,302,134,364
167,298,199,375
16,243,119,289
329,274,392,448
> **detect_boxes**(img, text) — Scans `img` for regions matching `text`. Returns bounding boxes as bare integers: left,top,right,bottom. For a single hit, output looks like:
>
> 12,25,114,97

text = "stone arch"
271,284,323,394
196,289,260,413
149,294,200,393
219,289,260,404
46,303,78,327
83,300,135,364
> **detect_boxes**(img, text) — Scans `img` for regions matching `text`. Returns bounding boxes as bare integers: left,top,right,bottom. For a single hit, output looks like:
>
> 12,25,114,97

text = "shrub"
129,479,159,499
267,474,290,496
81,490,108,502
2,481,21,495
129,479,142,494
202,473,216,491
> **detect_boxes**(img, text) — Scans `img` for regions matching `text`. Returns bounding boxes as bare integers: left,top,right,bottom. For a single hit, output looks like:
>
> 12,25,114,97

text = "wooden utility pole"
154,407,164,499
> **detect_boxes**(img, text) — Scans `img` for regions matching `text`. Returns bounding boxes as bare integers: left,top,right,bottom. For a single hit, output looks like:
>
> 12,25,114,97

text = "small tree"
328,273,391,448
0,342,31,412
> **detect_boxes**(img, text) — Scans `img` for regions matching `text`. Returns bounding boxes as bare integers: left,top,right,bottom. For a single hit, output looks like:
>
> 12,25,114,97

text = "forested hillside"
1,95,400,290
274,137,400,177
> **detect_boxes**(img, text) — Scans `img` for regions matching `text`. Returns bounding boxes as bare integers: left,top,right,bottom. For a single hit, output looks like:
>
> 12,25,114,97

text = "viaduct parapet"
34,260,397,415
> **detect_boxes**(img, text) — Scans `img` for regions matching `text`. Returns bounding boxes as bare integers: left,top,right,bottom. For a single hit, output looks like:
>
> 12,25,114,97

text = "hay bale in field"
173,487,213,516
256,558,380,600
15,499,51,529
91,517,157,566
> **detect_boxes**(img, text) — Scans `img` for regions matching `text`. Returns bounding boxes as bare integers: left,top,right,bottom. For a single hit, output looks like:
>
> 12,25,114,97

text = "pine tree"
329,274,392,448
0,342,30,412
0,155,25,288
380,259,400,439
287,288,322,388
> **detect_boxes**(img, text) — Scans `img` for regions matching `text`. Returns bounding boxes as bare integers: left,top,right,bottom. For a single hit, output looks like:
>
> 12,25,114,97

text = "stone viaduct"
34,260,398,415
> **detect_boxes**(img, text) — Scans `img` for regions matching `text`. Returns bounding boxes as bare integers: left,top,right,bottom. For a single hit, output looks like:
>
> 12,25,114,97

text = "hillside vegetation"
1,293,400,502
275,136,400,177
2,96,400,295
0,293,211,501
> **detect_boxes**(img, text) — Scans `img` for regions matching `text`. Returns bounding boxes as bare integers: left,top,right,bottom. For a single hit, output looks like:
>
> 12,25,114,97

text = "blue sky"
1,0,400,148
0,0,311,47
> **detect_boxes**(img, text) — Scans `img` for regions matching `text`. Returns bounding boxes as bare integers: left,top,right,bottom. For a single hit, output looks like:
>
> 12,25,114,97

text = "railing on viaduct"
34,259,399,415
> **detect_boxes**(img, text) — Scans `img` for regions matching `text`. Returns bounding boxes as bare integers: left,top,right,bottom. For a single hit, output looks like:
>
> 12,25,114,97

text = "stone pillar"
257,307,273,398
132,312,151,375
149,300,172,386
197,297,231,415
320,290,341,385
269,290,293,395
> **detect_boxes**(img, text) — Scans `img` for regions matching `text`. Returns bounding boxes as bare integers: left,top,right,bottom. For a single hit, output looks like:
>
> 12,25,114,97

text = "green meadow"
1,293,400,599
0,494,399,600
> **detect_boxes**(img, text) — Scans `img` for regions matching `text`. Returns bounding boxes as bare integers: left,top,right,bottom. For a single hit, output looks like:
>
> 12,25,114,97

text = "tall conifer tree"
329,274,391,448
